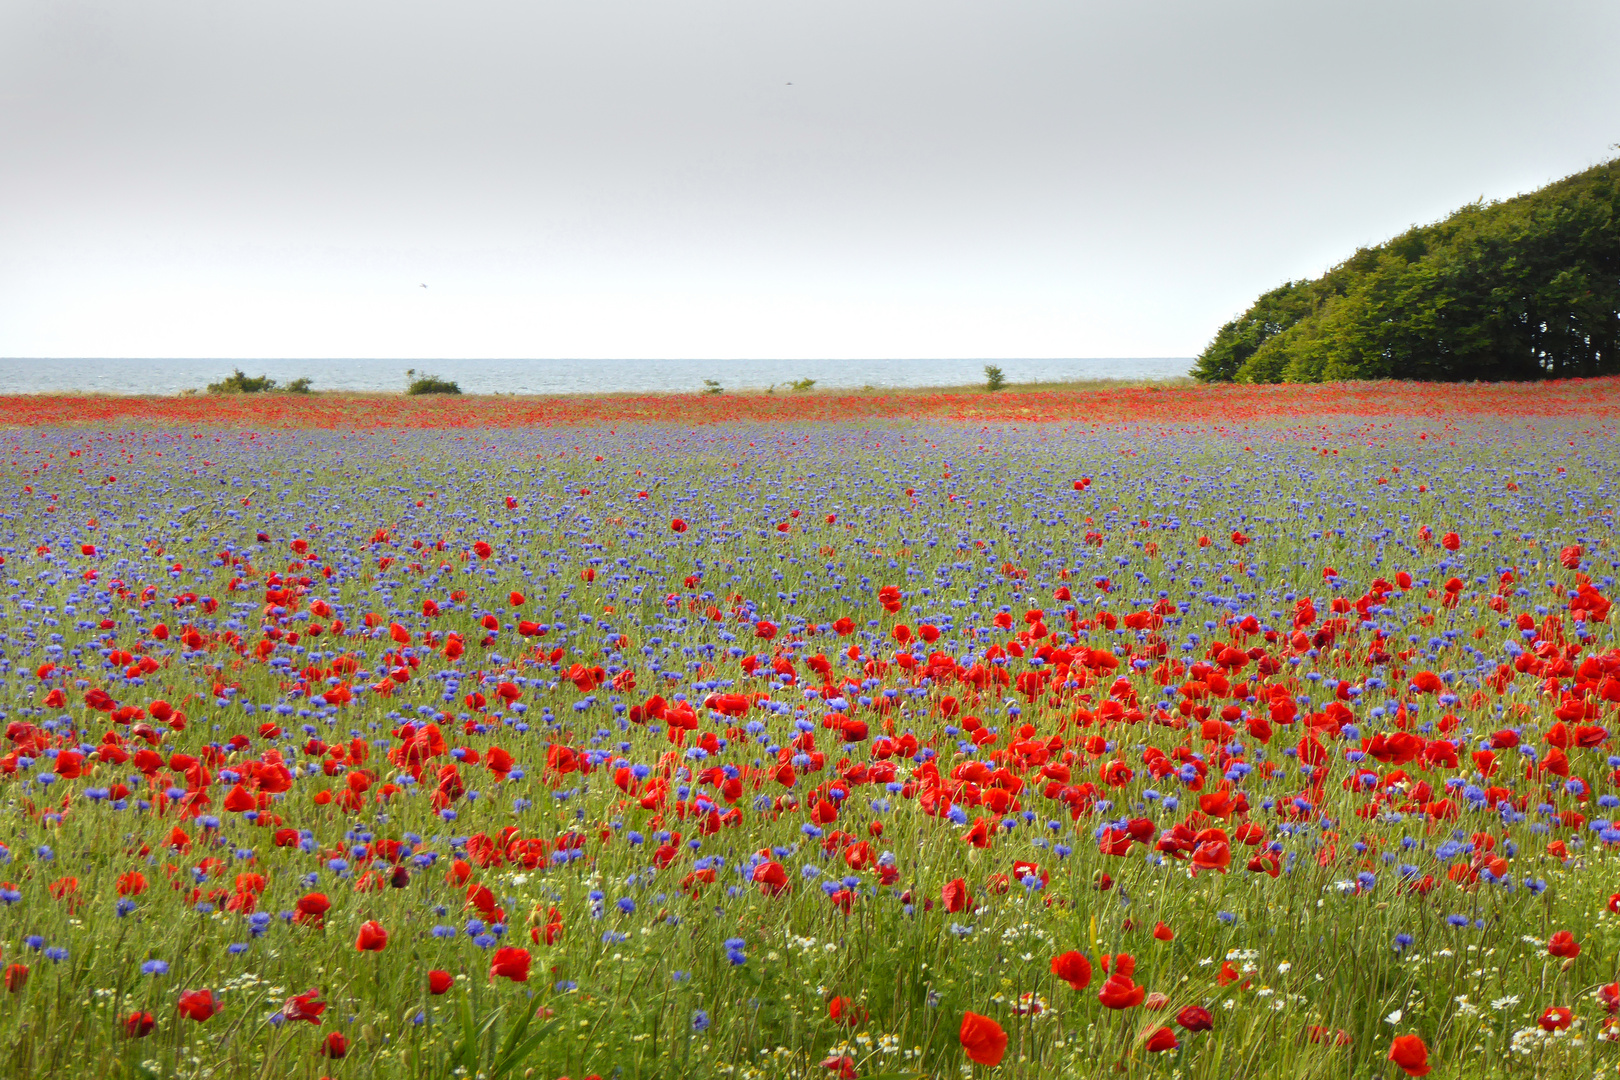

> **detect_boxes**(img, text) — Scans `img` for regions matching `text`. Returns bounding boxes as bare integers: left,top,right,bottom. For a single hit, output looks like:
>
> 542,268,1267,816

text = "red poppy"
283,989,326,1024
1538,1006,1573,1031
958,1011,1008,1066
123,1011,155,1038
489,947,531,982
670,519,688,533
1153,922,1174,941
753,861,790,896
941,878,972,913
819,1055,856,1079
321,1032,348,1058
828,996,866,1026
355,921,388,952
1176,1005,1213,1032
295,892,331,925
3,965,27,993
1050,950,1092,991
1097,973,1145,1009
1142,1026,1179,1052
1441,532,1460,550
428,970,454,995
508,591,524,606
1387,1034,1431,1077
1101,953,1135,977
1548,931,1580,958
1189,840,1231,874
177,989,218,1022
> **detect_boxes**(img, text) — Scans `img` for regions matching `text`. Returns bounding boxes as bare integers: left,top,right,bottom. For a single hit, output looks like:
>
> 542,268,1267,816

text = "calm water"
0,356,1190,396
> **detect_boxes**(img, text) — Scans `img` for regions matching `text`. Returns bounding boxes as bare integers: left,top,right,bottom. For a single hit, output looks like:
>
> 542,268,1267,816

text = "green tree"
1195,159,1619,382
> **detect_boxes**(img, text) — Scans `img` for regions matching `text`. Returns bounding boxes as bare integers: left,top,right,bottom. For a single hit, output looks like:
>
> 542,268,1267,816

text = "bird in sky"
420,283,427,288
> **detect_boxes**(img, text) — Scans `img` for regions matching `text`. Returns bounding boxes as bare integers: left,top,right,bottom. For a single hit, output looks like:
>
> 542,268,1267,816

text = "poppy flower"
1386,1034,1431,1077
355,921,388,952
819,1055,856,1079
283,989,326,1024
941,878,971,913
1101,953,1135,977
295,892,331,925
1142,1026,1179,1052
123,1011,155,1038
1050,951,1092,991
489,947,531,982
1097,973,1145,1009
958,1011,1008,1066
670,519,688,533
753,861,790,896
1538,1006,1573,1031
1189,840,1231,874
321,1032,348,1058
1176,1005,1213,1032
1153,922,1174,941
428,970,454,995
1547,931,1580,958
3,965,26,993
828,996,866,1026
177,989,218,1022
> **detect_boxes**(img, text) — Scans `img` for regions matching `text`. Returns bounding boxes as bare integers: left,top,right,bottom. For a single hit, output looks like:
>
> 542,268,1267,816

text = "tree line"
1194,158,1618,383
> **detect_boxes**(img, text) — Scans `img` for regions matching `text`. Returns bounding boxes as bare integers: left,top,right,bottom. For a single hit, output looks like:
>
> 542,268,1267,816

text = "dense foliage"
406,371,463,396
206,371,312,395
1194,160,1619,384
0,386,1616,1079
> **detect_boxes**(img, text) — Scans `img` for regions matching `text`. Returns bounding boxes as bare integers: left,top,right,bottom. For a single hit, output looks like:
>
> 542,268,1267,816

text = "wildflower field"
1,379,1618,1080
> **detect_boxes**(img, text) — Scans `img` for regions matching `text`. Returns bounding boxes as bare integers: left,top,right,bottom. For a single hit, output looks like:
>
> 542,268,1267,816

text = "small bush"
405,369,461,395
790,378,816,393
208,370,278,394
983,364,1007,392
702,380,723,396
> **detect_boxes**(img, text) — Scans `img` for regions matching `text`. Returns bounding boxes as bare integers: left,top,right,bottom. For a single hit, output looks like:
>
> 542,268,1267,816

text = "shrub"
703,380,723,396
790,378,817,393
207,370,278,394
405,370,461,395
983,365,1007,392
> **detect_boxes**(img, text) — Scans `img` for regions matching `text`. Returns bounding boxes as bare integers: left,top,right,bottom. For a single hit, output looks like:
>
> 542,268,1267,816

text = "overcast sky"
1,0,1615,361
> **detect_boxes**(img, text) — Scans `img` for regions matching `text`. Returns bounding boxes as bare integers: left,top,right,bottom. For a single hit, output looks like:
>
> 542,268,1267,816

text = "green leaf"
452,992,480,1073
496,1000,534,1062
489,1019,561,1080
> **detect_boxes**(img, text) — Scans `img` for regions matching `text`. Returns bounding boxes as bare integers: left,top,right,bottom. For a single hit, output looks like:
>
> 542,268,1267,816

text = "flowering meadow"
1,380,1618,1080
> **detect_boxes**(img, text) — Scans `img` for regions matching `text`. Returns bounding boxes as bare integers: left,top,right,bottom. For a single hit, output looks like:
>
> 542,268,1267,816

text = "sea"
0,356,1191,396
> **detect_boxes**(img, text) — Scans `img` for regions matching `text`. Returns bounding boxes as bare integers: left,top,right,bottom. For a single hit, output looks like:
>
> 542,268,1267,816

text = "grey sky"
1,0,1615,360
